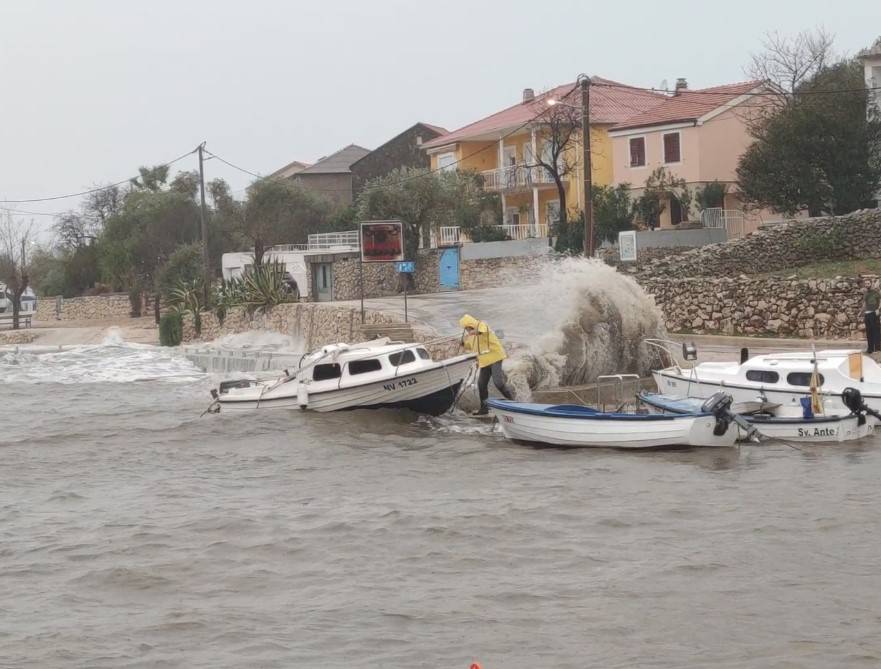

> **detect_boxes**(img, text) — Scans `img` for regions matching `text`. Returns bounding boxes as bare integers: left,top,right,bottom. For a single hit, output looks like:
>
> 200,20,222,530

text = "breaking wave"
504,257,665,396
0,328,203,384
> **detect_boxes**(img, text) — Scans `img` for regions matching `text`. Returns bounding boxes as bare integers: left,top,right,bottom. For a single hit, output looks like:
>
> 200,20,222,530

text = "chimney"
522,88,535,103
674,78,688,95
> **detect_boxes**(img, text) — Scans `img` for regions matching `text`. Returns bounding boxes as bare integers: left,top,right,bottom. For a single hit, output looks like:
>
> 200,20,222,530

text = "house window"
629,137,646,167
505,208,521,226
663,132,681,163
437,152,456,172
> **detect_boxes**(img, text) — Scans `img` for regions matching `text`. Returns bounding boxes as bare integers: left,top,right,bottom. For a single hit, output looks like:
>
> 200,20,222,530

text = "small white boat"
486,393,740,449
211,339,476,415
639,389,879,443
648,339,881,415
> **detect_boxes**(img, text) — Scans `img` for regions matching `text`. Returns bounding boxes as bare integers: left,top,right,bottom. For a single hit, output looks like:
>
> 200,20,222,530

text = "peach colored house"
609,80,769,230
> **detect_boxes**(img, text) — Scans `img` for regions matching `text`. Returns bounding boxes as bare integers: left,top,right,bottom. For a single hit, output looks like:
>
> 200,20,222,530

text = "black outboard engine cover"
842,387,864,414
701,392,733,417
701,392,735,436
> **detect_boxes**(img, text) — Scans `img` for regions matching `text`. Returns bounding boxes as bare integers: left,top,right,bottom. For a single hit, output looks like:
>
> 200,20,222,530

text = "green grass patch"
759,258,881,279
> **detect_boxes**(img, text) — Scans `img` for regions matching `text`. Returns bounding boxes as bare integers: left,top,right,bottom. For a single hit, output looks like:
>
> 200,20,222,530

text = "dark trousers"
477,362,515,406
866,311,881,353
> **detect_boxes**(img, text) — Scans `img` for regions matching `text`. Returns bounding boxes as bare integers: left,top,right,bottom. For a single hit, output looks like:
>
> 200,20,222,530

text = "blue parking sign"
395,261,416,273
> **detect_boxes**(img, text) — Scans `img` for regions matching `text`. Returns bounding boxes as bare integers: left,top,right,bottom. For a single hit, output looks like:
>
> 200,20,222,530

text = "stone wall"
645,275,879,338
636,209,881,280
181,302,399,350
459,254,546,290
599,245,695,268
34,293,154,322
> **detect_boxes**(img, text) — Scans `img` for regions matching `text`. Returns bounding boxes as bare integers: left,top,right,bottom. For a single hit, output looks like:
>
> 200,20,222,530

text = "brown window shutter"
629,138,645,167
664,133,680,163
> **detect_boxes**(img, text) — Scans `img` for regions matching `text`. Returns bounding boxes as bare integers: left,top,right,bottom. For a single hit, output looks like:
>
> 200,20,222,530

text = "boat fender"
297,383,309,409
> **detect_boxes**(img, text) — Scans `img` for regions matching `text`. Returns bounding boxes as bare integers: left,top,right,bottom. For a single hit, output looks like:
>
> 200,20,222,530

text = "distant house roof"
611,80,763,131
422,77,666,149
858,37,881,59
269,159,311,179
349,123,448,169
298,144,371,175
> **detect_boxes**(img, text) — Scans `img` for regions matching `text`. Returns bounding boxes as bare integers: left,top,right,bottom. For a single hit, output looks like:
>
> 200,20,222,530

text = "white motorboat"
211,338,476,415
639,389,880,443
649,339,881,415
486,393,740,449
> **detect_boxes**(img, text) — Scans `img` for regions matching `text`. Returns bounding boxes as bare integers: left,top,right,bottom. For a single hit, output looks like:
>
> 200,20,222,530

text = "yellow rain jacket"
459,314,506,368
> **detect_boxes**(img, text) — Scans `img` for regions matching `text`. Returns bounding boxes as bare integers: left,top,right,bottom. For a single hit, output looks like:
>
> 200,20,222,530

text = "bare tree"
747,28,835,110
529,88,581,227
0,213,34,330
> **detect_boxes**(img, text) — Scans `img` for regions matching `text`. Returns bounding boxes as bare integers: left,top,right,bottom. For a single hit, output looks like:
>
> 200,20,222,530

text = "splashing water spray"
499,257,666,400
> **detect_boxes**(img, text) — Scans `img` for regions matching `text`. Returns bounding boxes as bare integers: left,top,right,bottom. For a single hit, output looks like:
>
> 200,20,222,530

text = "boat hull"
217,356,474,415
487,400,737,449
641,391,877,443
653,369,881,415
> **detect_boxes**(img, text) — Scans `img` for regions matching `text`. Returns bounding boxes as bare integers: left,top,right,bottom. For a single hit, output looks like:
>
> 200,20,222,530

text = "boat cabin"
306,344,436,385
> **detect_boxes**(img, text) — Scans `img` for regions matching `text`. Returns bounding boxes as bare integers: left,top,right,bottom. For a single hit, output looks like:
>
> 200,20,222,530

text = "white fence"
269,230,360,253
701,208,747,239
436,224,550,245
480,164,557,191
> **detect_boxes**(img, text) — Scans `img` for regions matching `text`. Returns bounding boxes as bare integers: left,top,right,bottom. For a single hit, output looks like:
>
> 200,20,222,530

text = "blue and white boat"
486,394,740,449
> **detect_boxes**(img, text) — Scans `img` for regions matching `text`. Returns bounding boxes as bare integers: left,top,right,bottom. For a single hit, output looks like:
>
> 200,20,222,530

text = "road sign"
618,230,637,262
360,220,404,262
395,261,415,273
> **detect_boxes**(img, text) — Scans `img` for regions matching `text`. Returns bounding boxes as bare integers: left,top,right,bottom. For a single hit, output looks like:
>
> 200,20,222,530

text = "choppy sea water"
2,338,881,668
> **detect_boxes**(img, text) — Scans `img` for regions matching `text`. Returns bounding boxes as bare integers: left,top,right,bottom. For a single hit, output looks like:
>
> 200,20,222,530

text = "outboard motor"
701,391,759,441
842,387,881,424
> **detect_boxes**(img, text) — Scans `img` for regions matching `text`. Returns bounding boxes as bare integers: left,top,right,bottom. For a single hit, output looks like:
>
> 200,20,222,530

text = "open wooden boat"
486,393,740,449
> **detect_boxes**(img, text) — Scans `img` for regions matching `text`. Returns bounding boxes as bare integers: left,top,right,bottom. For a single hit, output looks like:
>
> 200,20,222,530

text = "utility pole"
197,141,210,305
581,76,594,257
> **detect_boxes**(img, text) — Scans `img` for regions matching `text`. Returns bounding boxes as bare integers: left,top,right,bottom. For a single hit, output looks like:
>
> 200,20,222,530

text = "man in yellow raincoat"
459,314,515,415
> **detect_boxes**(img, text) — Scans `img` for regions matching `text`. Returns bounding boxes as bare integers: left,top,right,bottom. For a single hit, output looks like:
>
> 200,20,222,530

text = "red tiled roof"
611,80,763,131
422,77,666,149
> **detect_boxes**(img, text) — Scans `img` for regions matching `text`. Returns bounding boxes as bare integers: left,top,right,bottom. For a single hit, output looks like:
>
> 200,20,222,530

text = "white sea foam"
206,330,303,352
0,332,204,385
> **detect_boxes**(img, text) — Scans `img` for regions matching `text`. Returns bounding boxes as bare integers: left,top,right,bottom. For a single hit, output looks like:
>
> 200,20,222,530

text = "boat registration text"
383,377,418,391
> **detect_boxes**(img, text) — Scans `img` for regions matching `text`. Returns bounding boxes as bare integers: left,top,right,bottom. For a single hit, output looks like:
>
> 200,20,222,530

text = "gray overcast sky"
1,0,878,239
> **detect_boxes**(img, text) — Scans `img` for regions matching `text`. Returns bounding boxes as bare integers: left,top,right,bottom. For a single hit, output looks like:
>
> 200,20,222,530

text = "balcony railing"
481,163,559,191
269,230,361,253
437,224,550,245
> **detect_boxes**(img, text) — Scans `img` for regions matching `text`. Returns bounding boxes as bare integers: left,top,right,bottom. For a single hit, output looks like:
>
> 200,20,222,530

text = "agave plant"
239,260,295,314
167,279,204,336
214,276,245,325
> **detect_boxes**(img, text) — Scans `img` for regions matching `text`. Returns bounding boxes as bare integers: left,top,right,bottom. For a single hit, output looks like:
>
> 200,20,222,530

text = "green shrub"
469,225,509,243
159,313,183,346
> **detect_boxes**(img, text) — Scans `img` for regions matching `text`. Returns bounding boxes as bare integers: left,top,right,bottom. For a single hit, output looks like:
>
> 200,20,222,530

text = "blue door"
439,248,459,290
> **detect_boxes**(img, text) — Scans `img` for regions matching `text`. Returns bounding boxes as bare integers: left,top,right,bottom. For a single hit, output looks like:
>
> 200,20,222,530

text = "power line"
205,81,582,198
0,147,198,204
592,80,881,97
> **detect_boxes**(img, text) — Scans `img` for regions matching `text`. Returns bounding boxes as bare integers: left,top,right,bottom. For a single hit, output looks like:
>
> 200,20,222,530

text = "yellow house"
422,77,665,233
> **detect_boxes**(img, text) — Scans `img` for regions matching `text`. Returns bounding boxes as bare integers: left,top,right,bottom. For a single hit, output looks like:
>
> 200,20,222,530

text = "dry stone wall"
182,303,399,350
635,209,881,280
35,293,154,322
644,275,879,339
